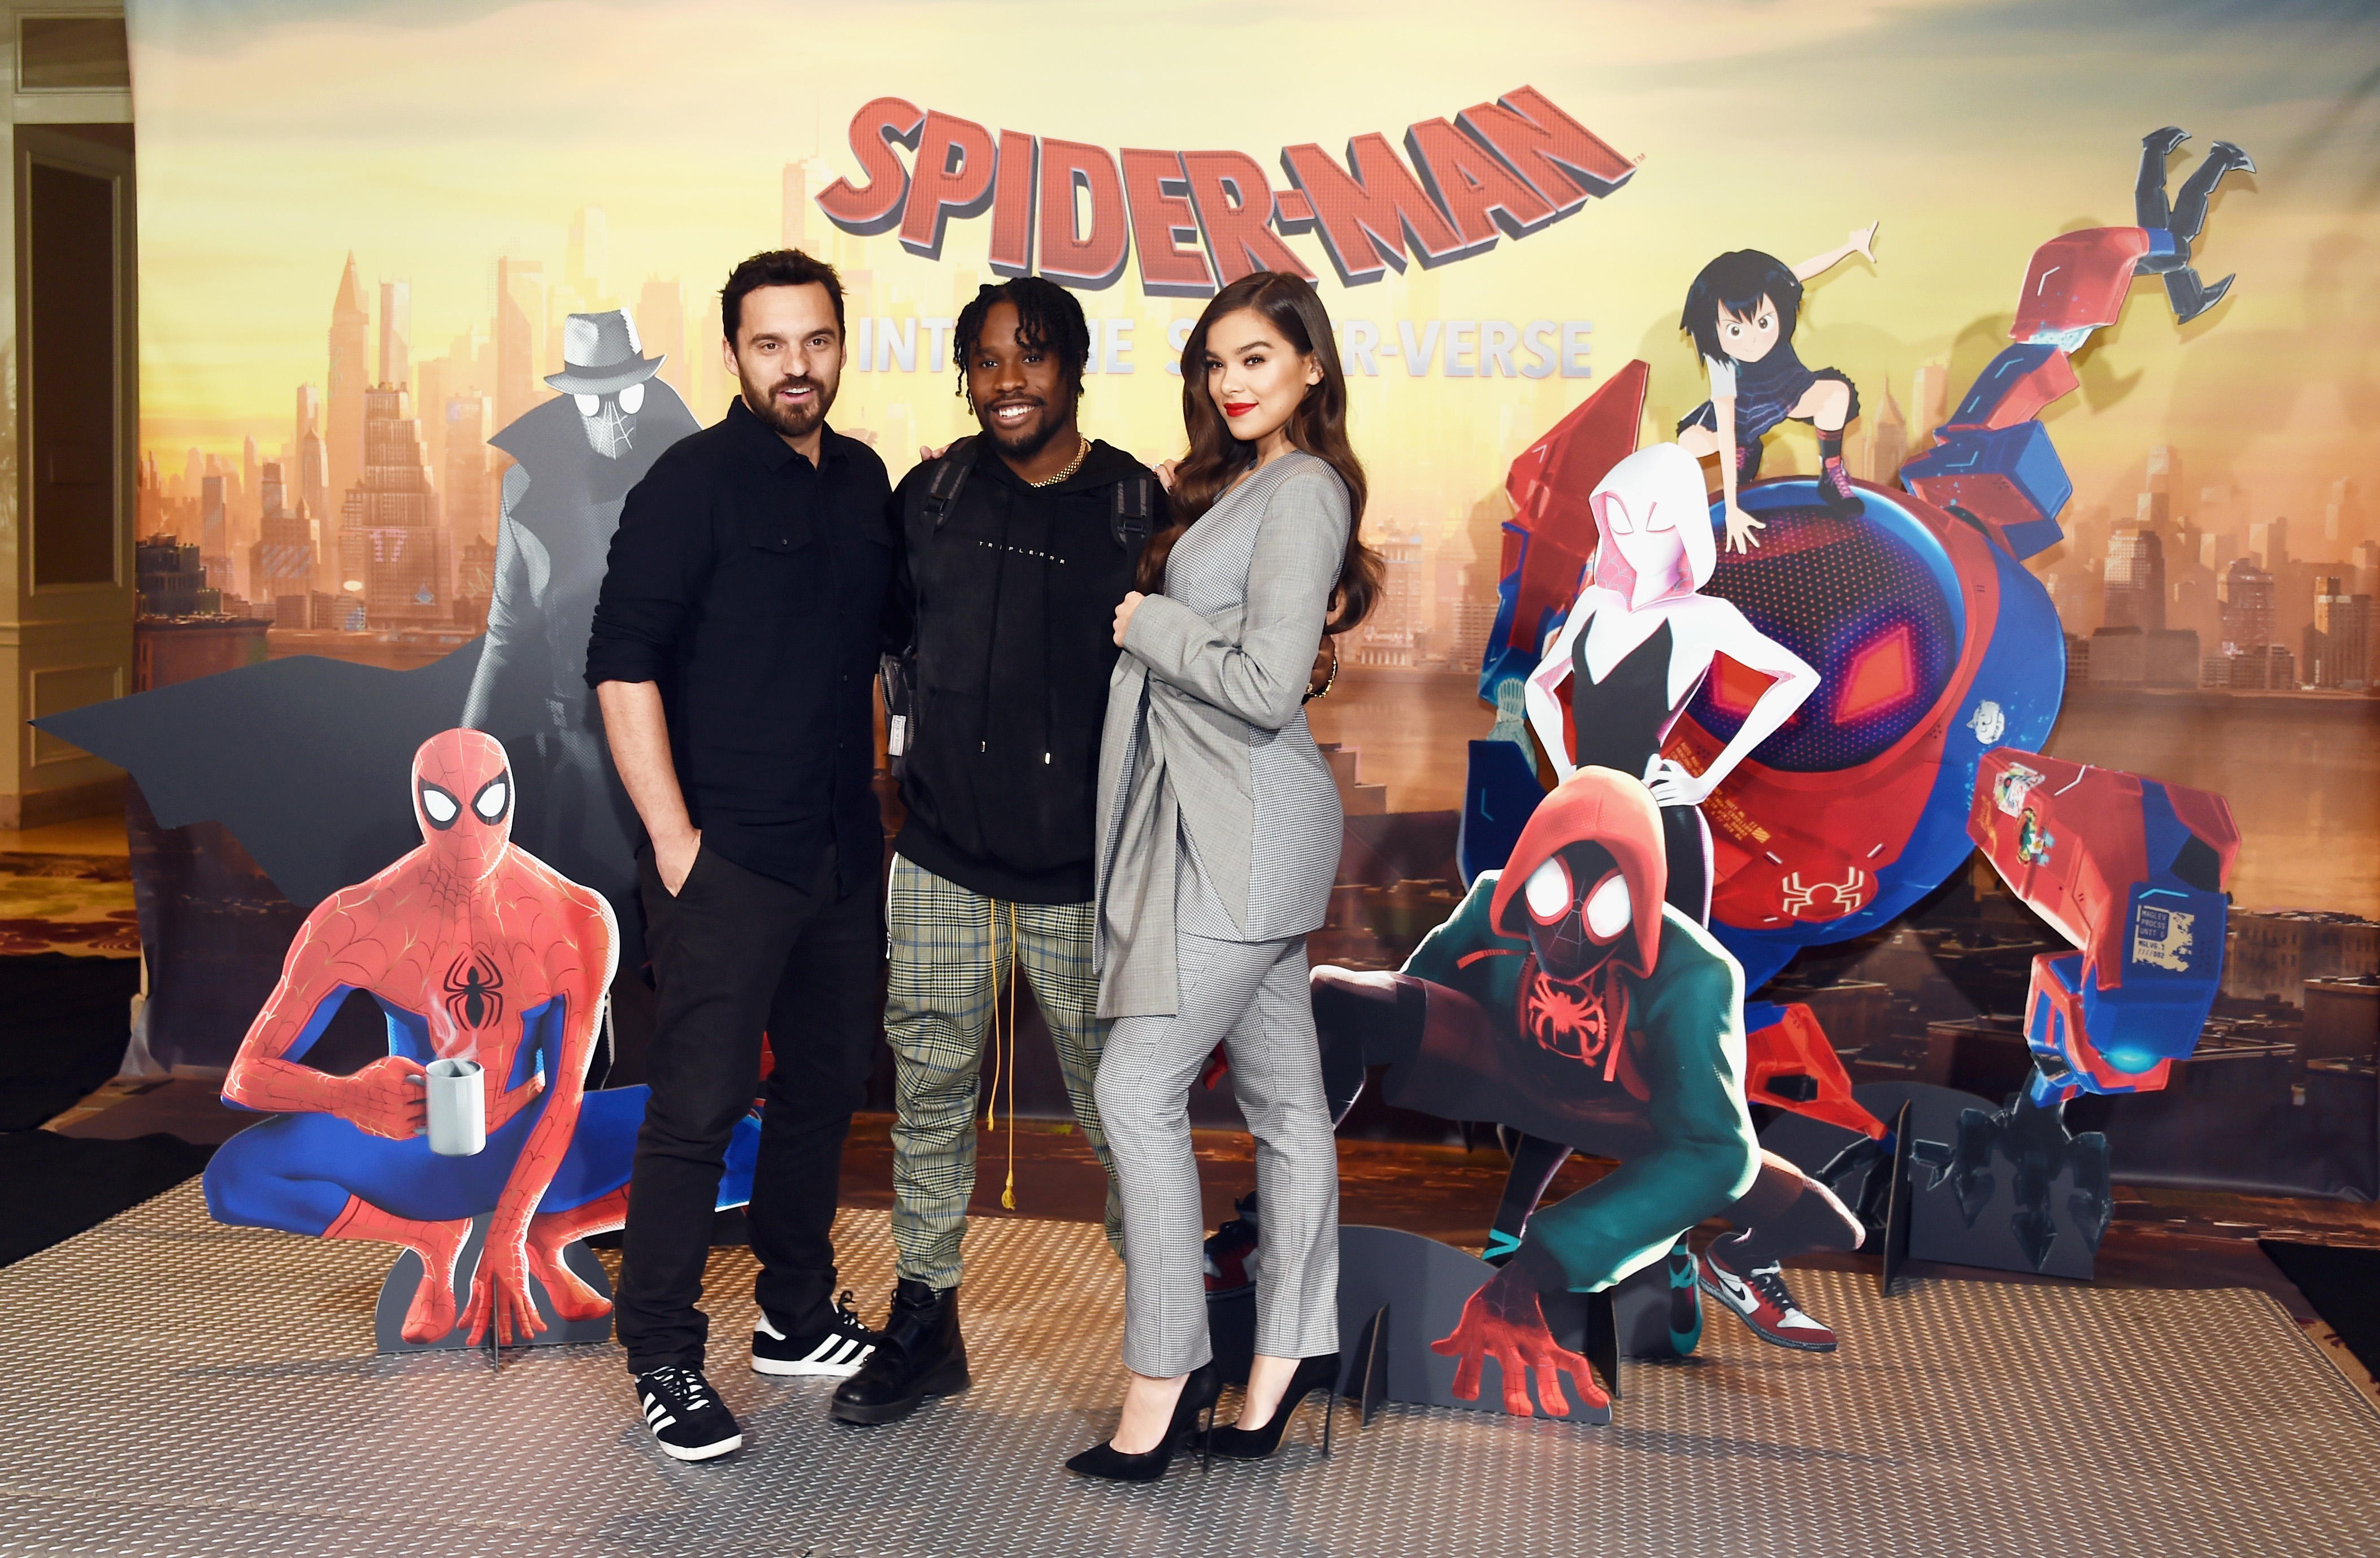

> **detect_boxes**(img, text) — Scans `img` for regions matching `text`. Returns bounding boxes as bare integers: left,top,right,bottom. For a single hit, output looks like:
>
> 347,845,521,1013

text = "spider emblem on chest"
443,951,507,1032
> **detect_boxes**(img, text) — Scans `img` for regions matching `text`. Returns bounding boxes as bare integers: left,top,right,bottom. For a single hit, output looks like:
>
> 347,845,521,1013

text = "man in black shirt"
585,249,889,1462
831,278,1154,1427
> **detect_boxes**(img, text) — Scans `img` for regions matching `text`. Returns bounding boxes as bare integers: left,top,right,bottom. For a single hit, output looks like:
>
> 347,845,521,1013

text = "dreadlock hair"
950,276,1092,402
1679,249,1803,363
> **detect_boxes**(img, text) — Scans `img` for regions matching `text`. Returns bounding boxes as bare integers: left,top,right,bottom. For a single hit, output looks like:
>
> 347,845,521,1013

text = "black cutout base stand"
1584,1288,1621,1401
1879,1099,1916,1298
1212,1290,1391,1439
1338,1226,1613,1423
373,1213,616,1358
1223,1229,1672,1425
1341,1303,1391,1427
1206,1287,1256,1388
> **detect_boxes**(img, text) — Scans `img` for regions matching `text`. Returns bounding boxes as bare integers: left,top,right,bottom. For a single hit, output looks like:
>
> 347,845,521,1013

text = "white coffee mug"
424,1057,486,1157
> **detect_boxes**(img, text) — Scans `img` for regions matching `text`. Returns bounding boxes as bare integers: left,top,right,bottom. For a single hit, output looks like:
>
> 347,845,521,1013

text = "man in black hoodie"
833,278,1156,1426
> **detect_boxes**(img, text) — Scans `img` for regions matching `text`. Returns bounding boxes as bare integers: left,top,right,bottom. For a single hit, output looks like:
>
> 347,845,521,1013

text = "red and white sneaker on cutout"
1697,1238,1839,1352
1201,1193,1262,1299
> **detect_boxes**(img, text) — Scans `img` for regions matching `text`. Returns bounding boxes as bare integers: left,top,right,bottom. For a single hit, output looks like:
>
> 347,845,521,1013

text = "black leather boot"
829,1278,968,1425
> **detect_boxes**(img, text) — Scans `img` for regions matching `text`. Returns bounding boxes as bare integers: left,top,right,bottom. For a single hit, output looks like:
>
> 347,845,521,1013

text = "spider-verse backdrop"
44,0,2380,1216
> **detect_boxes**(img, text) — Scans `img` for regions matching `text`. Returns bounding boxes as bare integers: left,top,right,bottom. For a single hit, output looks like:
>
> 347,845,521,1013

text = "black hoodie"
883,438,1158,903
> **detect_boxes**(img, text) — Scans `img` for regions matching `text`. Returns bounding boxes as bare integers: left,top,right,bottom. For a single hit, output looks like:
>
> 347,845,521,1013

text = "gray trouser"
1095,932,1340,1378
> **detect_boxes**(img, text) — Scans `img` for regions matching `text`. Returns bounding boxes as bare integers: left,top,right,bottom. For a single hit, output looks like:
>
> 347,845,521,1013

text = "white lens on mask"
1524,857,1571,922
1585,873,1632,939
619,381,645,414
422,787,458,825
574,393,600,416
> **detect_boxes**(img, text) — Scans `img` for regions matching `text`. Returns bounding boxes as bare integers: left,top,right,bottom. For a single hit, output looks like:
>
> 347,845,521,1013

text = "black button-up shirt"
584,396,893,894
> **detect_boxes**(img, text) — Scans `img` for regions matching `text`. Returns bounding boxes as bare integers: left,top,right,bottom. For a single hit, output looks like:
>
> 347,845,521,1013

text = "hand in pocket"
657,830,703,896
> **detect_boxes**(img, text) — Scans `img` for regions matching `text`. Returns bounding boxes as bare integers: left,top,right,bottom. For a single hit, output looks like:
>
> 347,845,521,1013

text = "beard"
975,395,1066,462
741,368,833,440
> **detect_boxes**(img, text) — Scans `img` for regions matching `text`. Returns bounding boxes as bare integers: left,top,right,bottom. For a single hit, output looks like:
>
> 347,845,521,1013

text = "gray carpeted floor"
2,1180,2375,1557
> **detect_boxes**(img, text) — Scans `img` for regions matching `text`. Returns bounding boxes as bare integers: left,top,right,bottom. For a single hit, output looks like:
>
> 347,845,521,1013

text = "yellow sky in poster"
127,0,2380,538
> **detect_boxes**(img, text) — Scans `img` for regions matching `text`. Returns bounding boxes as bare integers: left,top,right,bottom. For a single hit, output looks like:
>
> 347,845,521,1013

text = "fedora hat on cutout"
544,309,666,395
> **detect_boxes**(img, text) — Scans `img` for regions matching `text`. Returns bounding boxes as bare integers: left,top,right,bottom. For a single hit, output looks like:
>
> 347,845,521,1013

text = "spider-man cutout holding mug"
204,729,759,1346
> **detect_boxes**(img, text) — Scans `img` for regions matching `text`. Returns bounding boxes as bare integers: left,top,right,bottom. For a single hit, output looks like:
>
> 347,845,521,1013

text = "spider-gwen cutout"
203,729,759,1347
1525,441,1822,928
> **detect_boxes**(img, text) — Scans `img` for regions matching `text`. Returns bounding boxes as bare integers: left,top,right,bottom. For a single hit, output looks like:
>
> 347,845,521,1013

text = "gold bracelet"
1303,641,1341,703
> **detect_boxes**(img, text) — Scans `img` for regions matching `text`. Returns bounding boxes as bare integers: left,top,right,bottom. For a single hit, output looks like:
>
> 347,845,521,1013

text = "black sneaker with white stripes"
634,1364,742,1462
751,1289,879,1378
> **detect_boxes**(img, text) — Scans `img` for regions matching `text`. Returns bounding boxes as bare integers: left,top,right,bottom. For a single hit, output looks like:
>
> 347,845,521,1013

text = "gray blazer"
1094,451,1350,1019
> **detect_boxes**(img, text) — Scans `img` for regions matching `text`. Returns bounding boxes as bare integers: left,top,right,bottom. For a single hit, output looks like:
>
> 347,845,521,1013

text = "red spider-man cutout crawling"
204,729,622,1347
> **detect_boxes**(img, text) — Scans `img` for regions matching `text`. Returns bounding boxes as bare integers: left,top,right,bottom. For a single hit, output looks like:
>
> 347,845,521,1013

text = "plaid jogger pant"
884,852,1123,1289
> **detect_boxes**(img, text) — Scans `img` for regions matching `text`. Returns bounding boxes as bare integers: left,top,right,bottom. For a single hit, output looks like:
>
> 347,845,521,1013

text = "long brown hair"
1137,272,1382,634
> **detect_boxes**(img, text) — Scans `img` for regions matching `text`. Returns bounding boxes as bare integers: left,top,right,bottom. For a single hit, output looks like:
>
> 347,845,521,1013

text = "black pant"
616,842,881,1373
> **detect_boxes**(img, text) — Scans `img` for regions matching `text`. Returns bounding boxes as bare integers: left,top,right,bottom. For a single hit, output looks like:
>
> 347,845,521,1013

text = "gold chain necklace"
1028,436,1092,488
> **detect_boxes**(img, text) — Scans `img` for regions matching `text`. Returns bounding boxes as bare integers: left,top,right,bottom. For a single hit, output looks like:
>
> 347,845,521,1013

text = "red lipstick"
1223,401,1257,417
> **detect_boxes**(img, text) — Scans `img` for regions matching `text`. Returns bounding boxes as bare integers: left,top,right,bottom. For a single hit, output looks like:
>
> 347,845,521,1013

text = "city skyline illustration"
145,193,2377,676
128,1,2379,538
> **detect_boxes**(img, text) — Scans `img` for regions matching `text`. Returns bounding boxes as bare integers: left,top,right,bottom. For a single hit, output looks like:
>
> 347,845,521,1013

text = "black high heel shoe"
1209,1352,1344,1460
1064,1360,1222,1483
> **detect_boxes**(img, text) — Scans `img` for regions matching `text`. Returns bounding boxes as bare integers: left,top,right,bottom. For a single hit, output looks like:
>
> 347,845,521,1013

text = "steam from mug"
424,1057,486,1156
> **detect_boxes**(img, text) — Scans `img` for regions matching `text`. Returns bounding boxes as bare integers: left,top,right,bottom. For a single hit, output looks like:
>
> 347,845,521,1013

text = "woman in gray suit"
1069,273,1382,1481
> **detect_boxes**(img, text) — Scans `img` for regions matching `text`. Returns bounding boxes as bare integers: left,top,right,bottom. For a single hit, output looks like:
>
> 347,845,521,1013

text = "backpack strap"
1111,472,1156,550
919,435,980,531
888,437,985,777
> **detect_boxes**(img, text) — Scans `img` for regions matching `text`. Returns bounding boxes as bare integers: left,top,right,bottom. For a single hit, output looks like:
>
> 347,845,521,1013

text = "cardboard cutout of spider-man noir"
202,730,759,1348
33,310,700,973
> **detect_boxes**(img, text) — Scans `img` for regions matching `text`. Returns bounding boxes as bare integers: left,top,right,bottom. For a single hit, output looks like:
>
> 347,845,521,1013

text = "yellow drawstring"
981,903,1002,1128
1001,898,1018,1209
982,900,1020,1210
